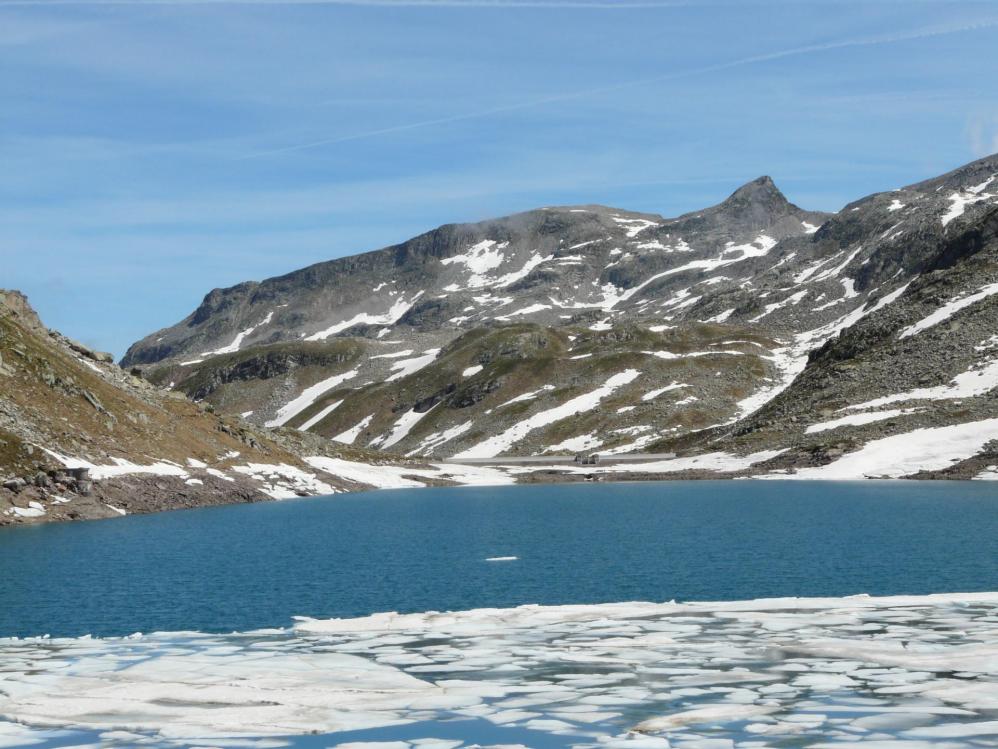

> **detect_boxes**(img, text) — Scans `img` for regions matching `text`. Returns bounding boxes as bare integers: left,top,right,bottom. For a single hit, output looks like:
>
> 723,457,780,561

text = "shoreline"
3,453,996,528
3,589,997,642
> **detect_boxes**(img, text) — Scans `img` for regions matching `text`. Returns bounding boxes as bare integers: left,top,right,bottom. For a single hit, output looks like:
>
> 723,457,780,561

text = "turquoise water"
1,480,996,638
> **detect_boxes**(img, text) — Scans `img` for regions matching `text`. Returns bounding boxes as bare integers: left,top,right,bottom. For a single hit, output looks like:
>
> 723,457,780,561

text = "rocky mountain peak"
0,289,44,332
719,175,792,217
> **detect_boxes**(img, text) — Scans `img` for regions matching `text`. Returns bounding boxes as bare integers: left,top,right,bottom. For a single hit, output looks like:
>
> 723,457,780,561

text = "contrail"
0,0,982,7
0,0,699,8
239,16,998,158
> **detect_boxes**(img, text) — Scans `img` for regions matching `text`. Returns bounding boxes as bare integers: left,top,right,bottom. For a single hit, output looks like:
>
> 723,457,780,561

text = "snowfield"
786,418,998,479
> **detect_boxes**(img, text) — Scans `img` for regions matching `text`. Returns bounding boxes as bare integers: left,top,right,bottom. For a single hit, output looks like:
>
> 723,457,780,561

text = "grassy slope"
0,303,309,481
286,322,777,456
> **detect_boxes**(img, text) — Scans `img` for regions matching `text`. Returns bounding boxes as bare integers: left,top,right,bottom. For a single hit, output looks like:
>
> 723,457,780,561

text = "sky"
2,0,997,357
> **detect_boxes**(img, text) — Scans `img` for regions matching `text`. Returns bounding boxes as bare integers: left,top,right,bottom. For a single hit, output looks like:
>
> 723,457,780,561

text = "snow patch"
305,294,422,341
544,433,603,453
375,404,438,450
298,400,344,432
611,216,660,237
642,382,688,401
182,311,274,364
454,370,641,458
788,419,998,479
333,415,374,445
265,369,359,428
898,283,998,339
386,349,441,382
846,358,998,409
805,408,918,434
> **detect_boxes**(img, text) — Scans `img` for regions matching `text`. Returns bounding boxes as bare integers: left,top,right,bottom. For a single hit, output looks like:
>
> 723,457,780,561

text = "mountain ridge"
122,175,828,369
119,155,998,462
6,154,998,524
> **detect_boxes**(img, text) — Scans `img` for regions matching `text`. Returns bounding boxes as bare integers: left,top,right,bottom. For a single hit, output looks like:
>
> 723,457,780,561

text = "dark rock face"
121,177,832,370
123,154,998,460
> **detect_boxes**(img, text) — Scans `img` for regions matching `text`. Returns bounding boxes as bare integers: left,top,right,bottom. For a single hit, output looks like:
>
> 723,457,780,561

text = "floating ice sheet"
2,593,996,749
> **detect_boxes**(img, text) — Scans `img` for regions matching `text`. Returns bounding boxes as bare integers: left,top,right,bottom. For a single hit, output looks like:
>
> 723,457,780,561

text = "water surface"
1,480,996,638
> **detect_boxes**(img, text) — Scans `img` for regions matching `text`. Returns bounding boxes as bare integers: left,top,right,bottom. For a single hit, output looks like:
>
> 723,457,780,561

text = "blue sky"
2,0,997,357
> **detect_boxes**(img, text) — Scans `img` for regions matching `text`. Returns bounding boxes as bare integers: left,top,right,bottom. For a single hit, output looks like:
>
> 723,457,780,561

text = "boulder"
3,477,27,492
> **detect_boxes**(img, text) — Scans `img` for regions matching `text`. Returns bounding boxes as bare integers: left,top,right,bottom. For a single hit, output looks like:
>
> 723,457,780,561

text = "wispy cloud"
239,15,998,157
968,113,998,158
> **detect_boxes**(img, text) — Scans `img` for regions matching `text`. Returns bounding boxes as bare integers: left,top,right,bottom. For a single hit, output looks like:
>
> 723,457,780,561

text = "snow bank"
899,282,998,339
453,369,641,458
846,358,998,410
805,408,917,434
386,349,440,382
789,418,998,479
265,369,359,427
304,456,514,489
306,294,423,341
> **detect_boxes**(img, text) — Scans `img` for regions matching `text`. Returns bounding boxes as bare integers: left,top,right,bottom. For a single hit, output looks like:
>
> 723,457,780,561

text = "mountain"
122,156,998,467
0,291,503,525
8,154,997,526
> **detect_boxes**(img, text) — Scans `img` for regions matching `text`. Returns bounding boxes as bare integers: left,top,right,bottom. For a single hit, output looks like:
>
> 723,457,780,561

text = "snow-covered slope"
0,292,516,525
121,154,998,473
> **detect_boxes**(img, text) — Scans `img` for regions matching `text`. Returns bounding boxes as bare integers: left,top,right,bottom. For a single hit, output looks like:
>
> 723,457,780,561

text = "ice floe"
4,592,996,749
